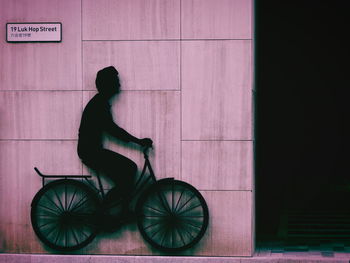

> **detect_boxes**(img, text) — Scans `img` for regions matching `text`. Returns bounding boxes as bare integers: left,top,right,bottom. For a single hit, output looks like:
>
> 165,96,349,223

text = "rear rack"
34,167,92,187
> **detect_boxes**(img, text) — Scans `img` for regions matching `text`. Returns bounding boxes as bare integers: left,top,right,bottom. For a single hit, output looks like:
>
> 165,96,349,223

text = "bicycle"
30,147,209,252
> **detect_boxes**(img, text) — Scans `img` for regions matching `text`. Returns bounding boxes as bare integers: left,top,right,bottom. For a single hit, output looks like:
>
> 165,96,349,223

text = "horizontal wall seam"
0,90,84,92
0,90,181,92
182,139,254,142
199,190,253,192
0,139,77,141
0,139,254,142
85,89,181,92
82,38,253,42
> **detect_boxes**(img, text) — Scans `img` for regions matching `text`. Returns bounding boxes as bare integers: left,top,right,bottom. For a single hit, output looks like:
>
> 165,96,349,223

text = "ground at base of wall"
1,253,350,263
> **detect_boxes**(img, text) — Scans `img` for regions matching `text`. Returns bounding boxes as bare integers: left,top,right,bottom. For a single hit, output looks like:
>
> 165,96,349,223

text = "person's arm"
107,121,139,143
104,106,152,147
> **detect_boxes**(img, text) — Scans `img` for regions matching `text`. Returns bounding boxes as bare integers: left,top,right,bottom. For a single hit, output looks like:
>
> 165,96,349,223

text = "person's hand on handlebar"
139,138,153,148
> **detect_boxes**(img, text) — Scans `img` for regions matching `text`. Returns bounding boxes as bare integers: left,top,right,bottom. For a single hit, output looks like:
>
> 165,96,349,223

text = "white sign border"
6,22,62,43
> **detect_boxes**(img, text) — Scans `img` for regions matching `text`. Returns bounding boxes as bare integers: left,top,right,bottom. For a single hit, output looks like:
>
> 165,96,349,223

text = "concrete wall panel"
182,141,253,191
82,0,180,40
83,41,180,91
0,0,81,90
181,0,252,39
182,40,252,140
0,91,81,139
0,140,82,253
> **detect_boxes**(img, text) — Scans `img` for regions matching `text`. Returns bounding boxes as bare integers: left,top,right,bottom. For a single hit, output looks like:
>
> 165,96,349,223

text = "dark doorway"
255,0,350,247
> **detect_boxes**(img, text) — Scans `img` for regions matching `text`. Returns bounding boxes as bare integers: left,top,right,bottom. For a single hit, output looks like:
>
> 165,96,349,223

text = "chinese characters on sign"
6,23,62,42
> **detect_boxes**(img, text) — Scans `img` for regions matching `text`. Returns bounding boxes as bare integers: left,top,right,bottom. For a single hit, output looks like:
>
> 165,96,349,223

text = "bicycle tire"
31,179,100,251
136,179,209,252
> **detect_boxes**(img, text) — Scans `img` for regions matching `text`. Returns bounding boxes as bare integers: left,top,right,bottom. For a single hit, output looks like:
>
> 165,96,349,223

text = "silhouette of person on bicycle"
31,71,208,248
77,66,152,220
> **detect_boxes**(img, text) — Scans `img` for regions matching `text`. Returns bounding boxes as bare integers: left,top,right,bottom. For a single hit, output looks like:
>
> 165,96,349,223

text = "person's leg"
99,149,137,213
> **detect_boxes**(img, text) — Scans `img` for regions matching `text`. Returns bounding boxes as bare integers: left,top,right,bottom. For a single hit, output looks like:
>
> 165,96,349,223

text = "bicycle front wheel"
31,179,100,251
136,179,209,252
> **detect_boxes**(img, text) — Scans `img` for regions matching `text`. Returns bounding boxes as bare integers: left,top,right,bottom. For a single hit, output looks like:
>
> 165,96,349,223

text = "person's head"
95,66,120,97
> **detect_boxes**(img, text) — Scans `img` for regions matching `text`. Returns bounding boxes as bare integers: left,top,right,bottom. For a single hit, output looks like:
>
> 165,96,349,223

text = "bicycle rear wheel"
31,179,100,251
136,179,209,252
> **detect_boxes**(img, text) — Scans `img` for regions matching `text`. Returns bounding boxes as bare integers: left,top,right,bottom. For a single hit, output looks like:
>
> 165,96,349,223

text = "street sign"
6,23,62,43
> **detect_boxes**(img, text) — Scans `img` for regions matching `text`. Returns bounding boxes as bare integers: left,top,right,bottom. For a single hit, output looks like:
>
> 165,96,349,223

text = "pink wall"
0,0,254,256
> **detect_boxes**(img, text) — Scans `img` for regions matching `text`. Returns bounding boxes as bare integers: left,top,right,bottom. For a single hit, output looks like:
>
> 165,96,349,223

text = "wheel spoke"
79,228,89,239
64,225,68,247
70,226,80,245
144,221,162,230
176,226,186,246
67,186,78,211
53,188,65,212
174,188,185,212
171,227,175,248
37,214,59,219
38,203,61,215
176,194,195,214
155,190,171,213
171,182,174,211
180,218,202,229
160,225,169,247
45,224,59,239
143,215,167,218
43,194,63,213
38,220,57,229
181,223,195,240
65,184,68,210
75,229,90,247
144,204,167,215
70,195,89,212
178,203,202,216
150,224,164,239
54,223,63,245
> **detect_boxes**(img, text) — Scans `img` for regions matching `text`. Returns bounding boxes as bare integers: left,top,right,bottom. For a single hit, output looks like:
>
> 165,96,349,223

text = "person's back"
78,93,107,158
78,93,136,165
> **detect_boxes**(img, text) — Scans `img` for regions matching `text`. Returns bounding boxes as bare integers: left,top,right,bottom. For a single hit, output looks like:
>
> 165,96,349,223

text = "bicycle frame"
132,148,157,196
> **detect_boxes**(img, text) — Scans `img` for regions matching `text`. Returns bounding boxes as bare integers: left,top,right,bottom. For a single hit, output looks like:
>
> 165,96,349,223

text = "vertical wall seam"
179,0,183,181
252,0,256,255
80,0,84,176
